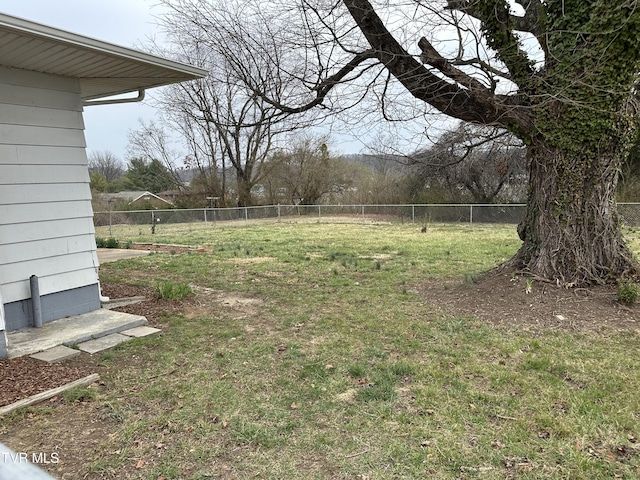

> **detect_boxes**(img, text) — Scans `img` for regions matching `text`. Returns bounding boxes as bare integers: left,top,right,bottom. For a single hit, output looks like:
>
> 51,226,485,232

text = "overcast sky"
1,0,173,163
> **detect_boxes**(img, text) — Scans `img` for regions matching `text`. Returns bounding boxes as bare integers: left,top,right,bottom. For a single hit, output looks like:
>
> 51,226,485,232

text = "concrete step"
29,325,162,362
77,333,131,354
30,345,80,363
7,308,147,358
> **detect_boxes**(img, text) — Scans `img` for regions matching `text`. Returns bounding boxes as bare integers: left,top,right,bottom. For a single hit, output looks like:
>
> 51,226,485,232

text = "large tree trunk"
508,139,639,286
236,171,253,207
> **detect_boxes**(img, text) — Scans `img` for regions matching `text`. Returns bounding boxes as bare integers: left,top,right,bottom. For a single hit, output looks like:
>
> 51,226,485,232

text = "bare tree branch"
255,49,379,114
418,37,489,94
343,0,534,132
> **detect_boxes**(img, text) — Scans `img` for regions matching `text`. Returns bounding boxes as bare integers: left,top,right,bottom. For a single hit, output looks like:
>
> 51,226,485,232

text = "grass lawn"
17,223,640,478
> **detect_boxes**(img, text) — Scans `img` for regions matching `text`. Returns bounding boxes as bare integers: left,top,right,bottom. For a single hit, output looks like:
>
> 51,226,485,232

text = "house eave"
0,12,208,99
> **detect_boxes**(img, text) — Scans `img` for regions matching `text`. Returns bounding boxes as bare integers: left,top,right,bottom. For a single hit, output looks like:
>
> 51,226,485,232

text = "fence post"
412,205,415,224
362,205,365,225
245,207,249,224
318,205,321,223
277,204,281,222
470,205,473,226
204,208,207,224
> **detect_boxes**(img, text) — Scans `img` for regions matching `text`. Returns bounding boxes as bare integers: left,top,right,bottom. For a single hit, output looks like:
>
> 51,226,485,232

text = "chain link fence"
94,203,640,233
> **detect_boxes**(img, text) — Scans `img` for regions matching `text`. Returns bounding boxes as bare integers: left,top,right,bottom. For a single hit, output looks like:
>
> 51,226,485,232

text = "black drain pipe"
30,275,43,328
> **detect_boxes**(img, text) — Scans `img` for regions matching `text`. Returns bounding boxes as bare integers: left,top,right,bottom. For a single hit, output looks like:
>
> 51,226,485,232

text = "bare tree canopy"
263,135,351,205
156,0,640,285
152,0,324,207
88,151,124,183
127,120,187,190
410,123,526,203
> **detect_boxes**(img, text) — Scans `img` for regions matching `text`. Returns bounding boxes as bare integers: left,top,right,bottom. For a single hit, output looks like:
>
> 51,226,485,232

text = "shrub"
96,237,120,248
105,237,120,249
617,279,639,305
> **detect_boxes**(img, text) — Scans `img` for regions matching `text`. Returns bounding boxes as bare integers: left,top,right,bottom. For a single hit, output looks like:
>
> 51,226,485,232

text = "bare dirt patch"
418,272,640,334
184,286,264,320
225,256,274,264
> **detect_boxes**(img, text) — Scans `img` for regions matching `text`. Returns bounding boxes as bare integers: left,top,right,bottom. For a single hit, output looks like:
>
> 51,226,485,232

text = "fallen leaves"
491,439,505,449
0,357,92,408
503,456,533,471
580,441,640,460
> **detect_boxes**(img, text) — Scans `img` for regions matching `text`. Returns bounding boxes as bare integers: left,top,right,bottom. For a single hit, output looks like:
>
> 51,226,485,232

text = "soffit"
0,13,207,100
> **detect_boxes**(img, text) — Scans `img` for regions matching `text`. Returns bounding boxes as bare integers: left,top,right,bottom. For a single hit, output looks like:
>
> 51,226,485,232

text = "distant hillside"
342,153,410,174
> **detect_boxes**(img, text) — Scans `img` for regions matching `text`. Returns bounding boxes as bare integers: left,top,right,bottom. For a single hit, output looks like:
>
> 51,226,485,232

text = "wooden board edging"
0,373,100,416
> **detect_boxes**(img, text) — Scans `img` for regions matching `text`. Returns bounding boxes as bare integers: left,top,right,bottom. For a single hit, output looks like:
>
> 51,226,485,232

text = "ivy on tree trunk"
513,138,637,285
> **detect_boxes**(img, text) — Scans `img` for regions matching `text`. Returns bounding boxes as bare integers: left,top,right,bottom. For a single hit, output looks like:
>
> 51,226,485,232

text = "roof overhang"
0,12,208,101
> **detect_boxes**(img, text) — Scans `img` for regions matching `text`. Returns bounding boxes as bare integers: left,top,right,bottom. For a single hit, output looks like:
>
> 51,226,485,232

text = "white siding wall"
0,66,99,304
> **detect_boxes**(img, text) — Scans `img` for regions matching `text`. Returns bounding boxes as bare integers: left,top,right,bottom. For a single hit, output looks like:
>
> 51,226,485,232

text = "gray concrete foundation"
0,331,7,359
4,284,101,331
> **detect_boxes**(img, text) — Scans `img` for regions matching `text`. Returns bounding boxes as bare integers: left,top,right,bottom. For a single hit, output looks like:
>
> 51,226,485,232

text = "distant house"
0,13,207,358
157,189,211,207
98,191,174,209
